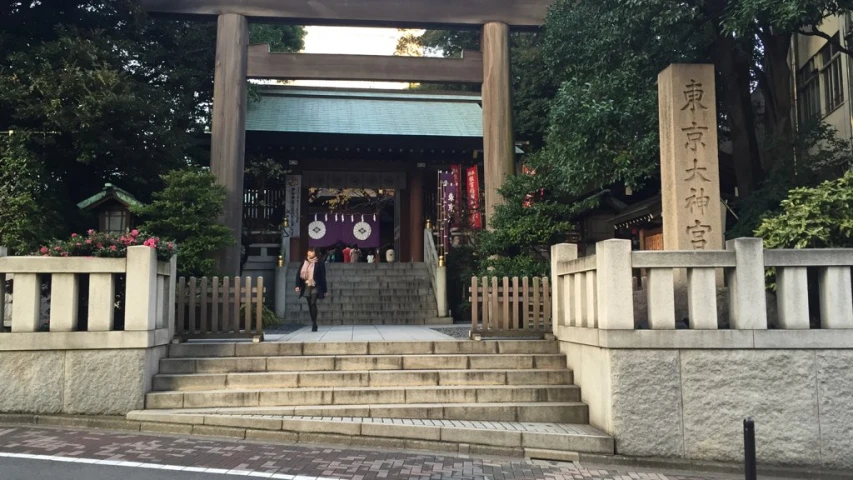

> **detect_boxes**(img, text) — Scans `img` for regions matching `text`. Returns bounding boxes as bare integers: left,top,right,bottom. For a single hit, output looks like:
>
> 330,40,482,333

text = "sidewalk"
0,425,744,480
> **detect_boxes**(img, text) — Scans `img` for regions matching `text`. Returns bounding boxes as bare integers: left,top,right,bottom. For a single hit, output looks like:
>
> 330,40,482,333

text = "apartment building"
792,14,853,140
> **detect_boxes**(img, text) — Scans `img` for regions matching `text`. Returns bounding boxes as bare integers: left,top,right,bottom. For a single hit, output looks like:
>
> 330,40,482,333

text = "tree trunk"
714,33,764,197
759,30,794,172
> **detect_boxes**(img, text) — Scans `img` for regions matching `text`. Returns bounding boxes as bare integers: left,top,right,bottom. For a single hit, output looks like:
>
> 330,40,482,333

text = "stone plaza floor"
265,325,458,343
0,425,747,480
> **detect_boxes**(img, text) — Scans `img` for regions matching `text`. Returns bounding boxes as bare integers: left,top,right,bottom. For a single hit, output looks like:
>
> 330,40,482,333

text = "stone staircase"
283,263,445,325
131,340,614,459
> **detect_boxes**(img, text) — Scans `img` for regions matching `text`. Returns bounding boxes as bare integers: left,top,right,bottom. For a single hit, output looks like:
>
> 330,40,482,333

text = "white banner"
285,175,301,238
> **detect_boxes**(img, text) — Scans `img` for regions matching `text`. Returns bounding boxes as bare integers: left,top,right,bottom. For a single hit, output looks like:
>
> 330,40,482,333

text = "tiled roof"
246,87,484,137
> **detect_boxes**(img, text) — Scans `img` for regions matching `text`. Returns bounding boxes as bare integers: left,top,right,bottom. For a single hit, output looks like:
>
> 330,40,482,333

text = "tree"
476,155,598,277
134,169,235,278
541,0,853,201
0,133,61,254
0,1,305,239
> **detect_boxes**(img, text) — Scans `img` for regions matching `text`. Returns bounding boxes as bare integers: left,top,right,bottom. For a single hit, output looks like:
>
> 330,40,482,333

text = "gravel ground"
264,323,307,335
430,325,472,339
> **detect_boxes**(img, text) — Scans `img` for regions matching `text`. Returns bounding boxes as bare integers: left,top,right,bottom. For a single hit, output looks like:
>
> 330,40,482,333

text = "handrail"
424,228,448,317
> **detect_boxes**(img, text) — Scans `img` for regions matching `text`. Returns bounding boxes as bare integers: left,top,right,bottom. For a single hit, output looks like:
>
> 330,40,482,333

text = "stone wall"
562,341,853,470
0,346,166,415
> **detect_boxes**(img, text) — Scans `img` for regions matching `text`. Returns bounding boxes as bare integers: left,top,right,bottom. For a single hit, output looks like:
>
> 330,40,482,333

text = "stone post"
211,14,249,275
658,65,723,256
49,274,79,332
550,243,578,334
275,264,288,320
819,266,853,328
595,240,634,329
436,265,448,317
776,267,810,329
125,246,158,331
726,238,768,329
482,22,514,227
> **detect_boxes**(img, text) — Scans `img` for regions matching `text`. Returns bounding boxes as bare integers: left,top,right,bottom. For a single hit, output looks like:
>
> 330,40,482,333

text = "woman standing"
295,247,328,332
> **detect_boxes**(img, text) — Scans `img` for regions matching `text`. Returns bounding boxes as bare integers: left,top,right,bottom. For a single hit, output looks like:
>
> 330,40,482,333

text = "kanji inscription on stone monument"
658,64,723,252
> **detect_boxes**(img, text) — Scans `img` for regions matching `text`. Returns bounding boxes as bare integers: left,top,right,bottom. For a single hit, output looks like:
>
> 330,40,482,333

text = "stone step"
285,289,434,296
280,318,443,326
126,411,613,455
153,369,572,391
166,340,561,358
145,384,582,409
161,354,566,374
164,402,589,424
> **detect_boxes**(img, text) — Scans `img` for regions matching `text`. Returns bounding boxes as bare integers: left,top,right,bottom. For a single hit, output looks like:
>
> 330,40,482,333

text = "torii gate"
141,0,554,274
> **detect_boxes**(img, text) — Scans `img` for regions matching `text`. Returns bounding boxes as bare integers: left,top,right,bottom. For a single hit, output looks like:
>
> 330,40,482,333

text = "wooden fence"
176,276,265,340
469,276,551,338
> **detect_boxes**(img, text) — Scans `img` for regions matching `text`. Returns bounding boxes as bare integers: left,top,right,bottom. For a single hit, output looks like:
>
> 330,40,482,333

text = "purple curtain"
308,214,379,249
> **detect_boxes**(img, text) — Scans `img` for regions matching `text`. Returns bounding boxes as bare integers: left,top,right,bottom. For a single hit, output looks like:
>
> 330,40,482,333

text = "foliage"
755,171,853,249
240,303,281,328
37,229,176,262
0,133,61,254
728,121,853,238
0,1,304,243
249,24,305,53
134,169,234,278
476,155,598,277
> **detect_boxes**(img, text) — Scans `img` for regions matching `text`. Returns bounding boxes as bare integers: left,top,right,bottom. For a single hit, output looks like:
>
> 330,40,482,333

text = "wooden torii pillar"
141,0,554,272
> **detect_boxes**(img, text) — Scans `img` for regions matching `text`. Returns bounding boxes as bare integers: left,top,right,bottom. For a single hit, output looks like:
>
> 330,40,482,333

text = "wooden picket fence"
469,276,551,338
176,276,265,341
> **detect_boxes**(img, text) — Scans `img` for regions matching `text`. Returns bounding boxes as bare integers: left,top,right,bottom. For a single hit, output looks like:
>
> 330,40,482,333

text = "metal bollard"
744,417,756,480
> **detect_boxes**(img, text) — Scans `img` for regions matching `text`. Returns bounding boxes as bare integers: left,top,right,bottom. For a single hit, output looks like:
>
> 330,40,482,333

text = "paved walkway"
266,326,456,343
0,425,738,480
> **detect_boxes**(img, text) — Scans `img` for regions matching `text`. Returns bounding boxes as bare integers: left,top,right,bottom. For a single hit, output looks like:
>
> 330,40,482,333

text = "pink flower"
39,247,48,254
85,239,92,245
131,229,139,237
96,243,103,249
54,246,61,251
87,229,95,235
110,245,117,251
71,233,77,238
167,243,174,250
75,242,81,247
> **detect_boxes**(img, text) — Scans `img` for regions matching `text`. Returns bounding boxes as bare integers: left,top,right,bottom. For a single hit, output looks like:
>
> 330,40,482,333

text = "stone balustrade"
0,246,177,415
550,239,853,469
552,238,853,335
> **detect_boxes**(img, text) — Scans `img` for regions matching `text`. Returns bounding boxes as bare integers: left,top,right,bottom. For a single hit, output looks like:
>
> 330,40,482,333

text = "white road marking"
0,451,343,479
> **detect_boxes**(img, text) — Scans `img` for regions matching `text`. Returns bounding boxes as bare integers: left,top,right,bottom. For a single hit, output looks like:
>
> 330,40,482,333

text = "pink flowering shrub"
37,229,176,262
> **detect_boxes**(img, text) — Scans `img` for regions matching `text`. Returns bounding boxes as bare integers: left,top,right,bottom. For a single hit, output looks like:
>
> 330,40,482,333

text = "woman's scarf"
300,258,317,286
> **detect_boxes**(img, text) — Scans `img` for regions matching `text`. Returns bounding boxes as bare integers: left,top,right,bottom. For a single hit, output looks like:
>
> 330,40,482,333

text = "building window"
820,35,844,114
101,209,128,233
798,58,821,123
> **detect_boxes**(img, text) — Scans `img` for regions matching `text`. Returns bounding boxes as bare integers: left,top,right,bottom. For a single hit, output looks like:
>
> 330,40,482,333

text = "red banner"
450,165,462,228
466,166,482,229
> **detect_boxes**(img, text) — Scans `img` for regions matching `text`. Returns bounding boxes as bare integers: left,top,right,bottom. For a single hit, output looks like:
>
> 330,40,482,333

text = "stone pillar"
409,172,424,262
726,238,768,329
550,243,578,334
658,64,723,253
482,22,514,227
211,14,249,275
595,240,634,329
275,264,287,319
125,246,158,331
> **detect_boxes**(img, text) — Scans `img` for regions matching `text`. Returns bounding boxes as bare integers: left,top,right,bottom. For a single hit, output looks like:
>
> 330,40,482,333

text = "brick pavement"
0,425,738,480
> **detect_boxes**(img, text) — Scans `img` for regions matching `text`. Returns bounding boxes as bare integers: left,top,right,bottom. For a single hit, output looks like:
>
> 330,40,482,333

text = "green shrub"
755,171,853,249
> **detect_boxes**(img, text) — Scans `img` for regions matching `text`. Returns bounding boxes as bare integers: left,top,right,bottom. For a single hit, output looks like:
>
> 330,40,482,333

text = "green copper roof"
77,183,143,211
246,87,485,137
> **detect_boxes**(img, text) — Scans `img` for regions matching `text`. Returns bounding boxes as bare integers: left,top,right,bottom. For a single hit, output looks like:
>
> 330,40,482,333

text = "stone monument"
658,64,723,252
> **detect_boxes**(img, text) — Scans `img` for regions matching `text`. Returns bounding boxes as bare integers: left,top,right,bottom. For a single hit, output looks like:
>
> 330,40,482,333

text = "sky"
291,26,422,89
